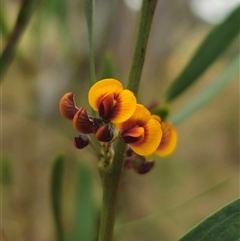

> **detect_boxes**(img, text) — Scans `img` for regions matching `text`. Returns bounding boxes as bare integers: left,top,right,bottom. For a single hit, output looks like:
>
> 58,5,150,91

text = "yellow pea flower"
116,104,162,156
88,79,137,123
155,121,177,156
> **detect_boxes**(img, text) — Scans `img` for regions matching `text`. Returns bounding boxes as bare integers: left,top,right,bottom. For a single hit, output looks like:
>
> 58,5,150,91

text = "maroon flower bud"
59,92,79,120
93,117,104,128
128,154,155,174
133,159,155,174
74,134,90,149
126,148,135,157
95,125,114,142
73,108,98,134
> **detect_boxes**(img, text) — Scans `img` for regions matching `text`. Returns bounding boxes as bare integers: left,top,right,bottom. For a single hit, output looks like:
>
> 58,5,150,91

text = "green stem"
98,1,158,241
98,140,127,241
0,0,38,82
127,0,158,96
84,0,96,86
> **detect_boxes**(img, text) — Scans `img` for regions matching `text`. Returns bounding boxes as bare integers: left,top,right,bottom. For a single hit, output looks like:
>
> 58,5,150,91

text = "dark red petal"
59,92,79,120
95,125,114,142
98,93,115,121
74,134,90,149
73,108,97,134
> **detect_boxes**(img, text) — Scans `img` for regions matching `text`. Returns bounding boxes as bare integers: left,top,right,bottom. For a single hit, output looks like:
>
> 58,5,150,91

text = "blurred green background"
1,0,239,241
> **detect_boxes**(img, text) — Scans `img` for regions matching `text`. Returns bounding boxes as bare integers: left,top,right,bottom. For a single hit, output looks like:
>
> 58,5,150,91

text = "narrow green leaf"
165,6,240,102
51,153,65,241
169,55,239,125
179,198,240,241
99,52,115,79
71,164,97,241
1,155,13,185
47,0,67,21
37,0,70,46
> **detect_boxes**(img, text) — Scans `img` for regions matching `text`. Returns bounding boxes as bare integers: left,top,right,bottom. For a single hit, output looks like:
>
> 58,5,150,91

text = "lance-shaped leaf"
179,198,240,241
99,52,115,80
70,164,97,241
165,6,240,102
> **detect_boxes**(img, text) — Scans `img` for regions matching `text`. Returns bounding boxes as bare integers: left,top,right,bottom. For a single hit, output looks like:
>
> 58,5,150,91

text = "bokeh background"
2,0,239,241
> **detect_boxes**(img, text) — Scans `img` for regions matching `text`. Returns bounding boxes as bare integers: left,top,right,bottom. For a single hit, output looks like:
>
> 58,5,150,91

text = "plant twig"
127,0,158,96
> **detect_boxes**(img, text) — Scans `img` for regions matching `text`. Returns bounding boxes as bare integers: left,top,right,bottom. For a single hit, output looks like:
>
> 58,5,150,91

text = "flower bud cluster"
60,92,116,148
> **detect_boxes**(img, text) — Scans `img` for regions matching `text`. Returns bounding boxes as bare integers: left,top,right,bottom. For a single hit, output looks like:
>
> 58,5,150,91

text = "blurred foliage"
1,0,239,241
165,5,240,102
99,52,116,79
0,9,9,38
51,153,65,241
68,164,98,241
169,55,239,125
0,0,38,80
1,155,13,185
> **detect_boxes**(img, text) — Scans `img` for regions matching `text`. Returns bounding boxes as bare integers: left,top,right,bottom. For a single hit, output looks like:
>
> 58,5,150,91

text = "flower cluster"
59,78,177,171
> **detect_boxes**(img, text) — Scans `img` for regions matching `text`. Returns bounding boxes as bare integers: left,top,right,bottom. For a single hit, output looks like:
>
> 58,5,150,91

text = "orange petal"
151,114,161,123
129,118,162,156
116,104,151,131
59,92,79,120
88,79,123,111
155,122,177,156
110,89,137,123
120,126,144,143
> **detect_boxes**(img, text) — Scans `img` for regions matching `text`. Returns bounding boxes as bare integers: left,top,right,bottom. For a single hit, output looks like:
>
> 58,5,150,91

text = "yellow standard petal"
88,79,123,111
155,121,177,157
151,114,161,122
130,118,162,156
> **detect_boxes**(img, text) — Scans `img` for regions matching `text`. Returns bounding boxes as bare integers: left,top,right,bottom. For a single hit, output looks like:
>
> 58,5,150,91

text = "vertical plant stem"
98,140,127,241
0,0,38,82
98,1,158,241
84,0,96,86
127,0,158,96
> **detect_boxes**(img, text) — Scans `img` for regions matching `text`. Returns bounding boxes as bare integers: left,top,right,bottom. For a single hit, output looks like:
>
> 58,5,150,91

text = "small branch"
0,0,38,82
127,0,158,96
